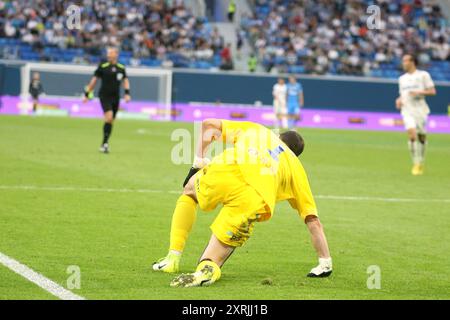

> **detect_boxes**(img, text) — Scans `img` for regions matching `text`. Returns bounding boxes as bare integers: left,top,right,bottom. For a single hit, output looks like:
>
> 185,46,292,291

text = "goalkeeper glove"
84,87,94,100
182,157,210,188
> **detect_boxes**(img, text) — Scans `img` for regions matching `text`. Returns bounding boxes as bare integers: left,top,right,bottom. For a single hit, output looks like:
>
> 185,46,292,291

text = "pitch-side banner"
1,95,449,133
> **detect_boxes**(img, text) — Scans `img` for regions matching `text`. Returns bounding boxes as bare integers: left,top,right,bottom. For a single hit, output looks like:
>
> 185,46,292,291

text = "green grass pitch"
0,115,449,300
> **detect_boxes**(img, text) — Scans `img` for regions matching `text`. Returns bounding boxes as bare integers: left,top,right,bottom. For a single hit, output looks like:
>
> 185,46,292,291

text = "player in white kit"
273,78,288,129
395,54,436,175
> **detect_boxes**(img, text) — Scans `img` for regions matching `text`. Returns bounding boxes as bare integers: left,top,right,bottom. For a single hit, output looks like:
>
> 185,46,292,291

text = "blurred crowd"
0,0,229,67
242,0,450,75
1,0,449,78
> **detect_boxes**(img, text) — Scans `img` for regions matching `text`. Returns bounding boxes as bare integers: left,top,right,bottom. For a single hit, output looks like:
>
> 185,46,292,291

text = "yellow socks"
169,195,197,253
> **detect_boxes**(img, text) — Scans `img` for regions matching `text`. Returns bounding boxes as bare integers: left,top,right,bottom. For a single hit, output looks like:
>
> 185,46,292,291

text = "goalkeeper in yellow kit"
153,119,332,287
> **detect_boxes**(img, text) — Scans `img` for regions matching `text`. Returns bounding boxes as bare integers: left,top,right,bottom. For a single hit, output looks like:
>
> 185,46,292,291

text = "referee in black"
83,47,131,153
29,72,44,113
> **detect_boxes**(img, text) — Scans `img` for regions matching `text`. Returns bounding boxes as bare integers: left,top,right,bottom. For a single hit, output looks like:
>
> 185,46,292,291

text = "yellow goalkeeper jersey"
212,120,318,221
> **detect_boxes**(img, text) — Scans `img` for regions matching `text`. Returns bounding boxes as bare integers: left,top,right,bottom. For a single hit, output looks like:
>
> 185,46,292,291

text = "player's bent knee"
104,112,114,123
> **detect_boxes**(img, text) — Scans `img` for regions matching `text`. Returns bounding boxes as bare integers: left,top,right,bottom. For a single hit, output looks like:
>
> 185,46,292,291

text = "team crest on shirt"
112,67,116,72
117,73,123,81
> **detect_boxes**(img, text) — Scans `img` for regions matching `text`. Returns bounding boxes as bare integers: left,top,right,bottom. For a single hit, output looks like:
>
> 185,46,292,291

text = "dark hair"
405,54,418,66
280,131,305,157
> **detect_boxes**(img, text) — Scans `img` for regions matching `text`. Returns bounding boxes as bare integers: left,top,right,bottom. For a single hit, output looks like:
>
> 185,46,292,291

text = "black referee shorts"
100,96,120,118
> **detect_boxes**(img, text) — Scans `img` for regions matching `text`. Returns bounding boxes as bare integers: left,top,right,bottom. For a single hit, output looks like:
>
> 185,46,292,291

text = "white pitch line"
0,185,163,194
0,252,85,300
0,185,449,204
315,194,450,203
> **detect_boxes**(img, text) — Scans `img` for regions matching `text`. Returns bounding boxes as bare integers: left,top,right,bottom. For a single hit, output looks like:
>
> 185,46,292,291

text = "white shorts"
274,99,287,115
402,111,428,134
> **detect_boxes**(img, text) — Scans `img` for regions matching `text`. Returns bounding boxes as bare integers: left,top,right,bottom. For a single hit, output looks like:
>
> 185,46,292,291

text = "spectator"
241,0,450,77
228,0,236,23
236,29,244,59
248,53,257,72
220,43,233,70
0,0,226,68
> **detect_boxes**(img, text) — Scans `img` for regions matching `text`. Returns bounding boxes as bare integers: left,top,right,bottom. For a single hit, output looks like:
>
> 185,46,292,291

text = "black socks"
103,123,113,145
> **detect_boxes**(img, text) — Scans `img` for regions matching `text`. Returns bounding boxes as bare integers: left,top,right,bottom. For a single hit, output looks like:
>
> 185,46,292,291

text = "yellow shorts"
194,164,267,247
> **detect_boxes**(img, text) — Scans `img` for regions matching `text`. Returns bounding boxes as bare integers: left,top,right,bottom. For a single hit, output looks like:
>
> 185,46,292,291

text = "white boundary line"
0,252,85,300
314,194,450,203
0,185,449,203
0,184,447,298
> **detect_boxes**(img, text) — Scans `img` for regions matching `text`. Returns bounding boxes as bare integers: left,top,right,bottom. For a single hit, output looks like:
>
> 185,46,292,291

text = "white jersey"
273,83,287,103
398,70,435,116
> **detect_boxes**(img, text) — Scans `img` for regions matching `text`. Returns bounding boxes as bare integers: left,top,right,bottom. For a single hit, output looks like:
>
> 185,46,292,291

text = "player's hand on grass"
182,157,210,188
307,257,333,278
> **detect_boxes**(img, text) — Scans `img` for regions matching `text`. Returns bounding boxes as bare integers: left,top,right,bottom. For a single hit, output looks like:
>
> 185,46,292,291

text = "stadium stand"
242,0,450,80
0,0,449,81
0,0,225,69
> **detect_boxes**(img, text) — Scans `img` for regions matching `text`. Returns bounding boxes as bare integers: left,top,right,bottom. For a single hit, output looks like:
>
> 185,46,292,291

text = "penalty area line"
0,252,85,300
0,185,449,204
314,194,450,203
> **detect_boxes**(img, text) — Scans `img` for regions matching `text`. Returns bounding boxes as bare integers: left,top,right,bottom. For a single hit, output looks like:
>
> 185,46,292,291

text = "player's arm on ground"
287,169,332,277
304,212,332,277
305,215,330,259
287,166,330,259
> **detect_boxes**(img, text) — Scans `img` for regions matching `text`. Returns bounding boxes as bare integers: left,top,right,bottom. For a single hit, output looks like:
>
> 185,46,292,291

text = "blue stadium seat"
139,58,163,67
195,61,212,69
288,65,305,74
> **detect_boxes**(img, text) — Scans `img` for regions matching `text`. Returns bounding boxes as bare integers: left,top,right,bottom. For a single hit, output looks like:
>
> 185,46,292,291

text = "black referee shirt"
29,80,43,98
94,62,127,98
